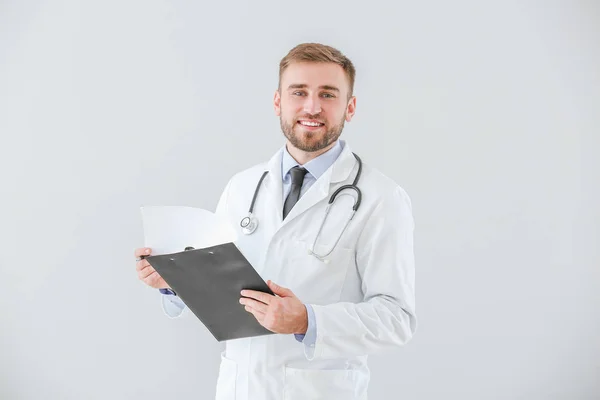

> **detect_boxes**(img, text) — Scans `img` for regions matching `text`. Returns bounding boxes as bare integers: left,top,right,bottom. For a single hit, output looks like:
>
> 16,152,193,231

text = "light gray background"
1,0,598,399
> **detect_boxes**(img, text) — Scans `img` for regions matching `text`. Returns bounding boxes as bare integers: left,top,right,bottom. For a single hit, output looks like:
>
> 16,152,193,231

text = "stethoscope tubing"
239,153,363,256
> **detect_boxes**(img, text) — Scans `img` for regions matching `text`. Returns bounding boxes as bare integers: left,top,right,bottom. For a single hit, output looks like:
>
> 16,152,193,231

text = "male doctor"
134,43,416,399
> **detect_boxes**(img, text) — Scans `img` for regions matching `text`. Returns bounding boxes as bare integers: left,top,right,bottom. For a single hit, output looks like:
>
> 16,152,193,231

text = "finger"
267,280,294,297
143,270,165,286
139,265,157,280
240,298,268,313
134,248,152,258
135,259,151,272
241,290,273,305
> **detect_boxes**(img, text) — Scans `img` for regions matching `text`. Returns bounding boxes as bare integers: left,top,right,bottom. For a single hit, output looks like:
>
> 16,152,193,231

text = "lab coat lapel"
280,170,330,226
279,142,358,228
261,148,284,227
329,141,358,184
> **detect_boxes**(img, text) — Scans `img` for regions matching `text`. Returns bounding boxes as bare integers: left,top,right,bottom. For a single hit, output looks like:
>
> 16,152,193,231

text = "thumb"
267,280,294,297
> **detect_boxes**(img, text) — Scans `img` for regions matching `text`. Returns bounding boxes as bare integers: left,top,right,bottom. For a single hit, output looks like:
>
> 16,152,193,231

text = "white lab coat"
162,141,417,400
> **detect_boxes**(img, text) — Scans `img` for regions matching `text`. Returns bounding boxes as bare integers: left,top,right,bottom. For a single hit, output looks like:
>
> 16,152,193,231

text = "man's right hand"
135,247,170,289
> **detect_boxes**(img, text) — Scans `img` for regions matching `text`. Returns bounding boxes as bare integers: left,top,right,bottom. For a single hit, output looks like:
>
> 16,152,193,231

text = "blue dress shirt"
161,140,344,347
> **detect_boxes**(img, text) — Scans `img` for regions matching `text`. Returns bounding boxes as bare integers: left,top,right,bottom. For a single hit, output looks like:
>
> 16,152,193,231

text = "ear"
345,96,356,122
274,90,282,116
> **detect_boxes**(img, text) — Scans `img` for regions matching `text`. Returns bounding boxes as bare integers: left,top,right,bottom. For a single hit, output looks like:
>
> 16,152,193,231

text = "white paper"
140,206,238,255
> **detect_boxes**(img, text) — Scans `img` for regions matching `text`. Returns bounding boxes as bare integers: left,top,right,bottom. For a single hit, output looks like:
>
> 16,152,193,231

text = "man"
134,43,416,400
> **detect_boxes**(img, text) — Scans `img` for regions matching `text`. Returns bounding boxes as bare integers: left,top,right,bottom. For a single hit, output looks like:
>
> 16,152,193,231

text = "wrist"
296,305,308,334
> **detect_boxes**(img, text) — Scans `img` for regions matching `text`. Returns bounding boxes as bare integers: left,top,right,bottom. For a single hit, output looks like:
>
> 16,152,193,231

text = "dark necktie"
283,166,308,219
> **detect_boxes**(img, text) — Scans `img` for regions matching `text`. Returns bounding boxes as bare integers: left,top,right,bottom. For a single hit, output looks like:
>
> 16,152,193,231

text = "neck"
286,140,337,165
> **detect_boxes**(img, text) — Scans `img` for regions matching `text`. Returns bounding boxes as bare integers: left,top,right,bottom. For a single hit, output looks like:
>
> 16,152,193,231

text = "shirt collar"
281,140,344,180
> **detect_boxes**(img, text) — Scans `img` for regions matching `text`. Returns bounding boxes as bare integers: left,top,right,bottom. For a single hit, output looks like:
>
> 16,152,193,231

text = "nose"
303,94,322,115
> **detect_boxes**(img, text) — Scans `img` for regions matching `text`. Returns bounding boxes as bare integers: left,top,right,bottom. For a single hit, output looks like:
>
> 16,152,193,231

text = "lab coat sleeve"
294,304,317,344
304,186,417,360
159,177,234,319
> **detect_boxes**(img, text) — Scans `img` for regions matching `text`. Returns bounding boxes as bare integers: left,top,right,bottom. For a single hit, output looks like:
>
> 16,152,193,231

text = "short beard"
280,114,346,153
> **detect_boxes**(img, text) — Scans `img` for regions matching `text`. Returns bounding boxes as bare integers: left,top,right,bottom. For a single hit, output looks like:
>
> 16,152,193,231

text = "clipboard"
146,242,276,341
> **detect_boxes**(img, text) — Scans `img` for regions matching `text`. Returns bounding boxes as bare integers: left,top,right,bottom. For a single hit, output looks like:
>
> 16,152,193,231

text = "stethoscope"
240,153,363,261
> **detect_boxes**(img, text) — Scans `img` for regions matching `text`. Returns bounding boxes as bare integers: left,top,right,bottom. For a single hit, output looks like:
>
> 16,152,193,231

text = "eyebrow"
287,84,340,92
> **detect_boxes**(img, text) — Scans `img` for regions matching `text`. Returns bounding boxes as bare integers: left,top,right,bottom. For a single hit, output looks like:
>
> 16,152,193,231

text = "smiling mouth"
297,120,325,129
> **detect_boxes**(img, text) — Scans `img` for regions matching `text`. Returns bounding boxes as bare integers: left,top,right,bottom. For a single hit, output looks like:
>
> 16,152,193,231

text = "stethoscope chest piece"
240,213,258,235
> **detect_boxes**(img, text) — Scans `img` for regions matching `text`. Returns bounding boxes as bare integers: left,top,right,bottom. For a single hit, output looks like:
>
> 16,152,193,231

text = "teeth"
299,121,322,127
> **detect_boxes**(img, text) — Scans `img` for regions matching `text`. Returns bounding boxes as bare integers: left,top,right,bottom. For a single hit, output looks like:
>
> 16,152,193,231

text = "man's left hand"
240,280,308,335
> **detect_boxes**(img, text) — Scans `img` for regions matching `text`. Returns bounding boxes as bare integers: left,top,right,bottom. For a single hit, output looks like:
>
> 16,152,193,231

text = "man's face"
274,62,356,153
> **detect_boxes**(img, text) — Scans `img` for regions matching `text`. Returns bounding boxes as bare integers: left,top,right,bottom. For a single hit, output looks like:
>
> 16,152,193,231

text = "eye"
321,93,335,98
292,91,305,96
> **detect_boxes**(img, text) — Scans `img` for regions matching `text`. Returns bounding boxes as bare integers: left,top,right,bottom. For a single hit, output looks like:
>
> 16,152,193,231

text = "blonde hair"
278,43,356,99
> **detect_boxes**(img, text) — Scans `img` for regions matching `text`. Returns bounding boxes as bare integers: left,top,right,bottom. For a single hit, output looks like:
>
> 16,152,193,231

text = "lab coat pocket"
285,241,353,304
283,367,366,400
215,351,237,400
